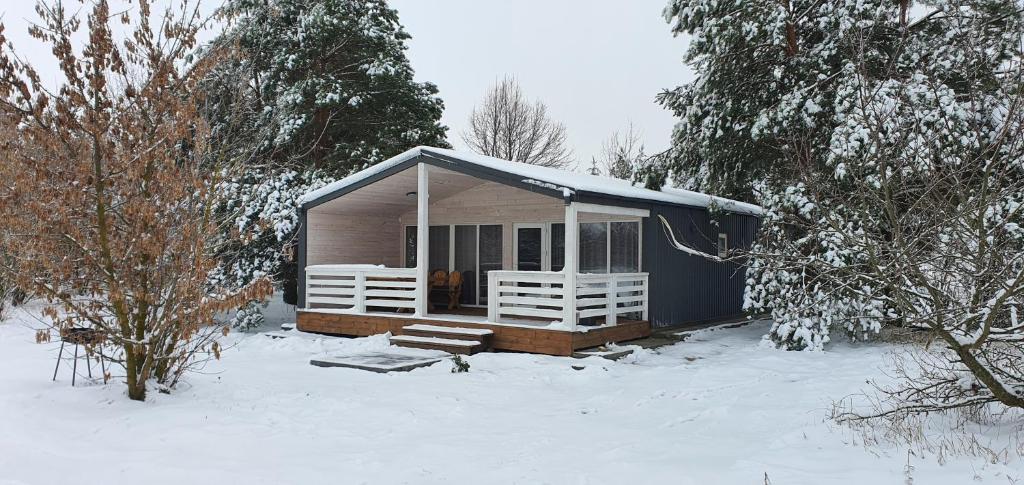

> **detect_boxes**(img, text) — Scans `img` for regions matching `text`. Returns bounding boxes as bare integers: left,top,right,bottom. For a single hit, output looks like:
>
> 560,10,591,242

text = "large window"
610,221,640,272
428,226,450,272
549,223,565,272
478,225,503,305
453,225,478,305
579,222,608,273
405,224,502,306
578,221,641,273
404,226,453,271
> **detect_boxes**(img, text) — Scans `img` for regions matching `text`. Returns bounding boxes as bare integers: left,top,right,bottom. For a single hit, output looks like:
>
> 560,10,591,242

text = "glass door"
514,224,544,271
453,225,478,306
478,225,503,305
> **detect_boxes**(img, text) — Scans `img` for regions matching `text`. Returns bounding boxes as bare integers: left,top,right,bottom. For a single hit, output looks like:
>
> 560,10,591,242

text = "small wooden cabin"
296,147,761,356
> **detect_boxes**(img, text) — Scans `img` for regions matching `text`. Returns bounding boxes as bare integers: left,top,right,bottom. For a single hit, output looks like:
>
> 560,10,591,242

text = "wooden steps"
390,324,495,355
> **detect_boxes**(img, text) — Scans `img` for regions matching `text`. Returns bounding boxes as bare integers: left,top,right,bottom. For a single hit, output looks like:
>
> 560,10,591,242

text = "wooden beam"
415,163,429,316
572,202,650,218
563,203,578,330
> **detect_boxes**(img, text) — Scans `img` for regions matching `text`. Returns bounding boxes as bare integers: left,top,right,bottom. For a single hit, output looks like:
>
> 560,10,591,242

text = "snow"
299,146,764,216
388,335,480,347
1,304,1020,484
402,324,494,336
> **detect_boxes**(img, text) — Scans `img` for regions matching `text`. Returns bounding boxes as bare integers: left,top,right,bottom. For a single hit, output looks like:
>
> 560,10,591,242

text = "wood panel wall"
306,211,401,267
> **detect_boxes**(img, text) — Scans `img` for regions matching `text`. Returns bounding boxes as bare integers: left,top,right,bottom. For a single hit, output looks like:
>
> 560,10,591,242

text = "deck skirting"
297,311,650,356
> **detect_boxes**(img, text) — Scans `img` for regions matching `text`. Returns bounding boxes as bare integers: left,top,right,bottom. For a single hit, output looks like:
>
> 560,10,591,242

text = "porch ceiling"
311,165,490,216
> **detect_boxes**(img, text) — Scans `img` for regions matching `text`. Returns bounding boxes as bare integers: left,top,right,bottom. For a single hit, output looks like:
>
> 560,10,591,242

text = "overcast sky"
0,0,693,167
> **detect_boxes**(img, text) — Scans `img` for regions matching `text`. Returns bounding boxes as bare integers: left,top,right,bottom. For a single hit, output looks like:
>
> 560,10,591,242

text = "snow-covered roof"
300,146,763,216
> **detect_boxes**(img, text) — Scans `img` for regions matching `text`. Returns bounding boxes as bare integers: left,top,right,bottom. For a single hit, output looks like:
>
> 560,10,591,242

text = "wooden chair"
446,271,464,310
427,270,447,311
426,270,464,310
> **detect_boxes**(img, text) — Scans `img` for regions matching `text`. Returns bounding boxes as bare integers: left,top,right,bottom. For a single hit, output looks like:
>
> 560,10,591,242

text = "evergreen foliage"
201,0,449,328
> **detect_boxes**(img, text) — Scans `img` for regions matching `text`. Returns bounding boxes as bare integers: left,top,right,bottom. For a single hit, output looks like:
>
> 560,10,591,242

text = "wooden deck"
297,309,651,356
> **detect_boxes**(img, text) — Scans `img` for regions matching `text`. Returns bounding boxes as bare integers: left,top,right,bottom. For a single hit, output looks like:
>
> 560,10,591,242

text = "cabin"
296,146,762,356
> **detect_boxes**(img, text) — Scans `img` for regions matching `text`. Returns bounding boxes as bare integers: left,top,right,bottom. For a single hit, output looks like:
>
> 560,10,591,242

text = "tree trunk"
125,347,146,401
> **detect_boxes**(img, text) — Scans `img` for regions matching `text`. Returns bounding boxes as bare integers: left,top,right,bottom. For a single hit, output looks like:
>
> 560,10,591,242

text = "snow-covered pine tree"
201,0,449,328
657,0,867,200
659,1,1024,351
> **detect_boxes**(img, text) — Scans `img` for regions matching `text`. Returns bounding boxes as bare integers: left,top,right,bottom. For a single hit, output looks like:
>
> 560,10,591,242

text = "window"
549,223,565,272
453,225,478,305
579,222,608,273
578,221,641,274
610,222,640,272
717,232,728,259
404,226,454,271
404,226,416,268
478,225,503,305
407,224,502,306
428,226,450,272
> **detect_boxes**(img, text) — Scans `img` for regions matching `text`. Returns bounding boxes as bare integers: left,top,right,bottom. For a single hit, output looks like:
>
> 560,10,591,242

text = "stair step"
403,324,493,336
389,335,485,355
400,324,494,351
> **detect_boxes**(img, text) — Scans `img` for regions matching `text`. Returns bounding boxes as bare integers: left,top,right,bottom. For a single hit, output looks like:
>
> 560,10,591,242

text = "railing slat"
497,295,564,307
496,285,565,296
498,306,564,319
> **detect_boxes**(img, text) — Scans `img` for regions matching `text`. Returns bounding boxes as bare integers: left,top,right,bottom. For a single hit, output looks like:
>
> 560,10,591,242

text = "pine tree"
657,0,1024,351
206,0,448,173
657,1,900,200
202,0,449,328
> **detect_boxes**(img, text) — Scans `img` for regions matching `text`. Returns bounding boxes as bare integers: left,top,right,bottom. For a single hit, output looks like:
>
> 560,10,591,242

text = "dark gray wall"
642,205,759,328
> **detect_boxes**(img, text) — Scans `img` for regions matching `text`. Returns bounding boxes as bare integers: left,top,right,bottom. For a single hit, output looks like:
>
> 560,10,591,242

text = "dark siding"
642,204,759,328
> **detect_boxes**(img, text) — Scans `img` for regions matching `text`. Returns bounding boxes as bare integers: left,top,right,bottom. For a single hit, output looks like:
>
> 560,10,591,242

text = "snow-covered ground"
0,303,1020,484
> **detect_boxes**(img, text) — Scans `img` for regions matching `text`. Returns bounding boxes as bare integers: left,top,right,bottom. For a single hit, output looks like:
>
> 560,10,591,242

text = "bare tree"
462,76,572,168
598,123,646,180
0,0,271,401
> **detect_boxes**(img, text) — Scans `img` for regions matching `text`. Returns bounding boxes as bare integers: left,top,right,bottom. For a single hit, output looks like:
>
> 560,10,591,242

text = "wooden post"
641,274,649,321
487,271,498,323
354,271,366,314
415,163,429,317
607,273,618,327
563,203,578,330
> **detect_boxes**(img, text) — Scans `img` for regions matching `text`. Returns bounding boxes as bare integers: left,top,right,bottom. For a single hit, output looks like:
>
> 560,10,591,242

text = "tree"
201,0,449,327
205,0,448,174
0,0,271,400
657,1,867,201
462,76,572,168
757,0,1024,413
598,123,645,180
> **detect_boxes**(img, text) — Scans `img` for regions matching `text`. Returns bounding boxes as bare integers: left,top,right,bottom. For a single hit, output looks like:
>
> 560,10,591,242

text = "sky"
389,0,693,167
0,0,694,167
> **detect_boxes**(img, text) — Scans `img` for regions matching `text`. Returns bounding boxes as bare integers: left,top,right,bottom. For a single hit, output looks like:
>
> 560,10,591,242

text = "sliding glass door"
478,225,503,305
453,225,478,306
406,224,502,307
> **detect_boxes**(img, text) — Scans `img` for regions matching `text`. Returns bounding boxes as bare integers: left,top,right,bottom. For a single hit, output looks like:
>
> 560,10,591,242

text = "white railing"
487,271,568,323
305,265,417,312
576,272,649,326
487,270,648,327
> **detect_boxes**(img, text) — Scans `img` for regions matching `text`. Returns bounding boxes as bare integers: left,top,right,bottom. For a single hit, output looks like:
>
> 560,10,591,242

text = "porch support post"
415,162,429,317
563,203,578,330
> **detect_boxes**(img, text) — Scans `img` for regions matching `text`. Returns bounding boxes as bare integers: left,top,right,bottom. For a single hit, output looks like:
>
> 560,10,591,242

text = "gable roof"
300,146,763,216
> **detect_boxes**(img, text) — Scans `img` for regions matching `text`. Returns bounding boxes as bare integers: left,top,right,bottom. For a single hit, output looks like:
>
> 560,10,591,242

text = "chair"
426,270,464,311
446,271,464,310
427,270,448,311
